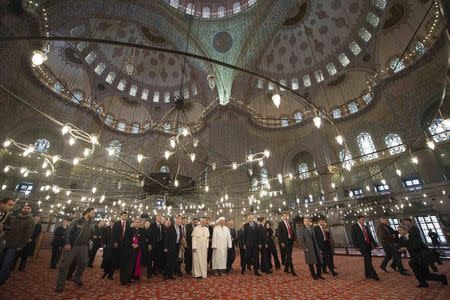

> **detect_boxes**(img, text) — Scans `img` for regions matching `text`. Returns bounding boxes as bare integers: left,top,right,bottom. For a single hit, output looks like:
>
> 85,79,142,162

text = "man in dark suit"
184,217,197,274
277,212,297,276
88,220,106,267
226,220,237,272
315,217,338,276
237,223,247,272
300,217,323,280
376,217,408,275
147,214,164,277
14,215,42,271
257,217,271,274
51,218,70,269
242,213,261,276
163,219,177,280
397,225,447,288
351,215,379,280
111,211,130,279
402,218,421,240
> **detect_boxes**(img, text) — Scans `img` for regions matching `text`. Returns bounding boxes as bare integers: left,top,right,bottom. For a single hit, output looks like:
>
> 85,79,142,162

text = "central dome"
164,0,258,18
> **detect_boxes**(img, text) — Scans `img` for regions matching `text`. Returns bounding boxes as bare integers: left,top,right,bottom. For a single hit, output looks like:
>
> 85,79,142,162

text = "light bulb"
69,137,75,146
232,162,237,170
336,135,343,145
182,128,189,136
259,160,264,167
264,149,270,158
3,139,12,148
174,179,179,187
108,148,115,156
381,179,386,185
212,163,216,171
3,166,10,173
164,150,171,160
205,185,209,193
190,153,196,162
73,158,79,165
83,148,91,157
427,140,435,150
411,156,418,164
443,118,450,128
137,154,143,163
90,134,98,144
45,170,52,177
288,173,293,179
313,116,321,128
42,161,48,169
272,93,281,108
92,187,97,194
277,173,283,184
331,182,336,189
169,138,176,149
24,170,29,177
65,191,71,196
396,169,402,176
20,167,26,174
193,139,199,148
61,125,70,135
1,184,6,190
100,195,105,203
247,154,253,162
31,50,48,66
366,185,371,191
52,155,60,163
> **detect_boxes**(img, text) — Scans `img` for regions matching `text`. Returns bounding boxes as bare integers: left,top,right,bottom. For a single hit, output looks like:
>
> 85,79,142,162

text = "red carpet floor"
0,249,448,300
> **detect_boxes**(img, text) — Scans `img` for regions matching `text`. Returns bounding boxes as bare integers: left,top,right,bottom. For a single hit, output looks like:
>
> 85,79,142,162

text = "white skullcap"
218,217,225,222
210,221,215,226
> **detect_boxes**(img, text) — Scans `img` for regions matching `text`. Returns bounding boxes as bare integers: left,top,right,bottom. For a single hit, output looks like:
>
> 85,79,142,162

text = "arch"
357,132,378,161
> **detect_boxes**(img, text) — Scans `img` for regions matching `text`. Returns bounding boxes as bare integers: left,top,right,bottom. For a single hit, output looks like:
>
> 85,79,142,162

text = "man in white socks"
192,218,210,279
211,217,232,276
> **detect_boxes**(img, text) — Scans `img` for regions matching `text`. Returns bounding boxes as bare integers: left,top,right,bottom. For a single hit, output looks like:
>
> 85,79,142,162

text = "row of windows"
78,45,199,103
168,0,256,18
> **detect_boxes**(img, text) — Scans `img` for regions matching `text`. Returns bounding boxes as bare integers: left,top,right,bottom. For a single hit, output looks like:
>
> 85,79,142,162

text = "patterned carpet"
0,249,448,300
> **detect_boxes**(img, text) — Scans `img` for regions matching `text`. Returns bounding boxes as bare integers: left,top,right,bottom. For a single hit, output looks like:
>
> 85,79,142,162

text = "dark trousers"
88,242,102,267
185,247,193,273
0,248,17,283
13,252,28,271
358,245,378,278
51,245,62,268
267,241,281,269
260,245,270,272
150,243,165,274
320,246,334,273
164,250,177,278
244,245,259,274
409,257,445,285
279,244,286,265
381,244,405,272
283,240,295,273
227,245,236,271
207,241,212,268
239,246,246,270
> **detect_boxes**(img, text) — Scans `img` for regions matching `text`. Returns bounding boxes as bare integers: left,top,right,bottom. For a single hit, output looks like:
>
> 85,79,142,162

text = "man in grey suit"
299,217,324,280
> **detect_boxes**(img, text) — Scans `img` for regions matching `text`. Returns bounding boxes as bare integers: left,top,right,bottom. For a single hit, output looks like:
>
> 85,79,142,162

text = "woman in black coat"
163,219,177,280
101,224,114,279
265,221,281,270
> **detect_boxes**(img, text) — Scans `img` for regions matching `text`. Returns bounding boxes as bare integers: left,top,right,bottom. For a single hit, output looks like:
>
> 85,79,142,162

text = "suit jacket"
408,225,421,240
351,223,377,250
237,228,245,248
185,223,194,248
376,223,395,246
299,226,321,264
399,234,428,258
314,225,329,251
243,222,260,248
148,221,163,247
112,220,131,246
163,225,178,252
257,224,267,246
277,220,295,245
51,225,68,247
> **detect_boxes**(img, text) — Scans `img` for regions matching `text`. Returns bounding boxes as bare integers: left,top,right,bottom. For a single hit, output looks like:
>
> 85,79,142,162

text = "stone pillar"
318,171,333,201
414,148,445,184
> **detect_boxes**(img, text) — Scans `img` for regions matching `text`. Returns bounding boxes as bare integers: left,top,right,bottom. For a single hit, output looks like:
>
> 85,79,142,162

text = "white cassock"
192,225,210,278
212,225,232,270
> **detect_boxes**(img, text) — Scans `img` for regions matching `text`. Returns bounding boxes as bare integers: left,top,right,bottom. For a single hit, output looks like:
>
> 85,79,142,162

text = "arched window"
338,53,350,66
217,6,226,17
291,78,299,90
34,139,50,153
77,42,88,52
363,92,373,104
169,0,179,8
53,82,64,94
186,3,195,15
358,27,372,42
294,112,303,123
385,133,406,155
164,92,171,103
233,2,241,13
104,115,114,126
339,149,354,171
141,89,149,101
153,91,160,102
71,90,83,104
260,168,268,185
428,118,449,142
107,140,121,156
94,63,105,75
332,108,341,119
251,178,259,192
280,117,289,127
160,165,170,173
129,85,138,97
348,101,358,114
105,72,116,84
389,57,405,73
298,163,310,179
357,132,378,160
70,25,85,37
85,52,96,64
117,79,127,91
116,121,127,132
131,123,140,134
163,123,171,133
349,41,361,55
415,41,426,55
303,75,311,87
202,7,210,18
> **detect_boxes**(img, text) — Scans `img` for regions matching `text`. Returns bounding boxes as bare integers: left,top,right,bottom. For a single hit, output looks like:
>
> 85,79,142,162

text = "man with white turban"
211,217,232,275
192,218,210,279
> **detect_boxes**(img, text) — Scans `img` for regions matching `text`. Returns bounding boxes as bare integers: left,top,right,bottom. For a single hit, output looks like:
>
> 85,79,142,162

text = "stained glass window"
298,163,310,179
34,139,50,153
428,118,449,142
357,132,378,160
385,133,406,155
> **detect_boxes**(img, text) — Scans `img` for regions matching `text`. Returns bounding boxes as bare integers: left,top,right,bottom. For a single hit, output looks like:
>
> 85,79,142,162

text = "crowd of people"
0,197,448,293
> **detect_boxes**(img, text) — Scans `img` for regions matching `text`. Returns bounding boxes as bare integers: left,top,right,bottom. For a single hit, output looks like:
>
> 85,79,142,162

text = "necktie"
286,221,292,239
321,227,327,241
158,223,162,241
121,221,125,240
362,225,370,244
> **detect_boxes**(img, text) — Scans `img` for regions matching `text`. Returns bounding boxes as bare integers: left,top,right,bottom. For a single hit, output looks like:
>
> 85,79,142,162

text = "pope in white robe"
192,218,210,279
211,217,232,273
